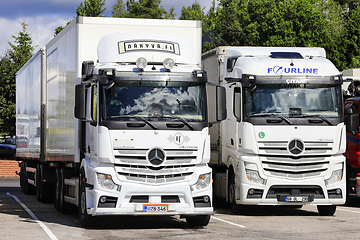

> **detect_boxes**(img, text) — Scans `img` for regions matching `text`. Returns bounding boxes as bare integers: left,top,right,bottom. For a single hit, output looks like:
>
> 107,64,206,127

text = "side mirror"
216,86,227,121
82,61,94,80
74,84,86,119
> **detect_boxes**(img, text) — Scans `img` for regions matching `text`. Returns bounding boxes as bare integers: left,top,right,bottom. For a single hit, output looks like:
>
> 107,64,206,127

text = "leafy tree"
124,0,168,19
211,0,344,68
77,0,107,17
0,21,34,136
341,4,360,69
112,0,174,19
179,1,204,22
112,0,128,18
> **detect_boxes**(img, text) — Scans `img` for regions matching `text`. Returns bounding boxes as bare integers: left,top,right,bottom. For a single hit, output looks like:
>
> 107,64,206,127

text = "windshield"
102,81,206,122
245,84,342,118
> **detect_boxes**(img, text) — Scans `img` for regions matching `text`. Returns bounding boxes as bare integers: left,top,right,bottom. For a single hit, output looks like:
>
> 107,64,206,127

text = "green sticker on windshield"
258,132,265,139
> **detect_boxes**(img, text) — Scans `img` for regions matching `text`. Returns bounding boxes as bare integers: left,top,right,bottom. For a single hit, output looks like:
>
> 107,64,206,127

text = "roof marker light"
163,58,175,70
136,57,147,70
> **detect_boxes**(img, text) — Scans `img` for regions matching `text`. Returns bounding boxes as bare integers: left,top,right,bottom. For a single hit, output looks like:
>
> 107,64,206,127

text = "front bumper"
84,164,213,216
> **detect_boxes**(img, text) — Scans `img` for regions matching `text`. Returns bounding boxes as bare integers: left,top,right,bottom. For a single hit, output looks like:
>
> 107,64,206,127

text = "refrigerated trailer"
16,16,216,227
203,46,346,215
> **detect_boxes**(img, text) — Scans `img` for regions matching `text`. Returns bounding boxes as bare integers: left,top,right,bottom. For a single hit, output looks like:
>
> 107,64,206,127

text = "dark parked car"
0,137,16,156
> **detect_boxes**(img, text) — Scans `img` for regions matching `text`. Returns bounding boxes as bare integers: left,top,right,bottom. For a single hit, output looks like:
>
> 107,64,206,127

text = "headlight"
246,169,266,185
97,173,121,191
191,173,211,191
325,169,343,186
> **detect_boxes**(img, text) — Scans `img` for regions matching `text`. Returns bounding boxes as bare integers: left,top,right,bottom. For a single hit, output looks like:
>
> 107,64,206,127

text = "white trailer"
16,16,215,227
203,46,346,215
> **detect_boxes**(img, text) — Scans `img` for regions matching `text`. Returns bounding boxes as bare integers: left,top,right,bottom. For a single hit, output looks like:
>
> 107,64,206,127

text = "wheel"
36,164,43,202
317,205,336,216
186,215,211,227
229,175,248,215
54,168,61,210
36,164,53,203
59,168,72,214
79,169,94,227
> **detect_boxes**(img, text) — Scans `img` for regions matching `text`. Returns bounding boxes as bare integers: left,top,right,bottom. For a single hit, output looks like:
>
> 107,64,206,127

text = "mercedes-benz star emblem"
288,139,304,155
148,148,165,165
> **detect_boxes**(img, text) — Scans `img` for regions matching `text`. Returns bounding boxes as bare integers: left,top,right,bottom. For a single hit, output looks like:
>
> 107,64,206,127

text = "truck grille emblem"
148,148,165,165
288,139,304,155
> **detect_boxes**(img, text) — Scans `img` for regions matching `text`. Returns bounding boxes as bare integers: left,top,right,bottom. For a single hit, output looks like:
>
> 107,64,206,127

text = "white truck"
203,46,346,215
16,16,217,227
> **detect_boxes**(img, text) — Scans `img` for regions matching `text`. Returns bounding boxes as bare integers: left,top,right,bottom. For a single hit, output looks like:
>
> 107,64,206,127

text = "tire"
36,164,43,202
317,205,336,216
54,168,61,211
59,168,72,214
186,215,211,227
36,164,53,203
229,183,248,215
79,169,94,227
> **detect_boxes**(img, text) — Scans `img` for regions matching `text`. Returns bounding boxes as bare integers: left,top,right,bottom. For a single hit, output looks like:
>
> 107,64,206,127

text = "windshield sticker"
258,132,265,139
168,132,190,145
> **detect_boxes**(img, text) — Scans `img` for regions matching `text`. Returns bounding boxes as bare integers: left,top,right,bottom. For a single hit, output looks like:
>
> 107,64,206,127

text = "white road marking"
337,207,360,214
212,216,246,228
7,192,58,240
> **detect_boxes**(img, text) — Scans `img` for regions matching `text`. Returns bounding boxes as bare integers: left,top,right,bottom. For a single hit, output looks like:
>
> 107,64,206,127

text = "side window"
234,87,241,120
91,85,98,122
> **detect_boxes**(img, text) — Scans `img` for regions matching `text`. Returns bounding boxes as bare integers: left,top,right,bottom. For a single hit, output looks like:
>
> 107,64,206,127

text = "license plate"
285,196,309,202
143,204,168,213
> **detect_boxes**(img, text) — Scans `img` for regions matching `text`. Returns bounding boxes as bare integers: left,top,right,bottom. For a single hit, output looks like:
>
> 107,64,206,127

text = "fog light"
203,196,210,203
336,189,341,195
248,189,255,195
100,196,107,203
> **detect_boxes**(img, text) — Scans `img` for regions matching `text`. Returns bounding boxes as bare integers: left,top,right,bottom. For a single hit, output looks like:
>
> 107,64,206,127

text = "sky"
0,0,217,57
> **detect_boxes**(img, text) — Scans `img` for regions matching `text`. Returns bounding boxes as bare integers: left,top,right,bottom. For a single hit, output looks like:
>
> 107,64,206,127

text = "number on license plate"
285,196,309,202
143,205,168,212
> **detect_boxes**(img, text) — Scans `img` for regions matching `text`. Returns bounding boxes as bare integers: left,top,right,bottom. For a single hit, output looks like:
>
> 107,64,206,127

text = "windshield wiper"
161,116,195,130
301,114,333,126
253,113,293,125
111,115,158,130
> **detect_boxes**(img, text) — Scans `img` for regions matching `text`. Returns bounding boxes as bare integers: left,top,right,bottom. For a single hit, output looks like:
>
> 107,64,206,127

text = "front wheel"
317,205,336,216
185,215,211,227
79,170,94,227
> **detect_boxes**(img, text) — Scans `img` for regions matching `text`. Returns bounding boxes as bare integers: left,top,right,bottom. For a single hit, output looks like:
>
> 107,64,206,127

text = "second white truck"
203,46,346,215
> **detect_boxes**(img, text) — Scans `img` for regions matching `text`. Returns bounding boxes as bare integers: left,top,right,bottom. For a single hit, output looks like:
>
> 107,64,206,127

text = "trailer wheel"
54,169,61,210
317,205,336,216
185,215,211,227
79,169,94,227
36,164,43,202
59,168,72,213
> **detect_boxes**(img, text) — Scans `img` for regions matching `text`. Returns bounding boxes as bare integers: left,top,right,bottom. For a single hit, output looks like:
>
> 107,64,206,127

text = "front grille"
114,148,197,183
258,141,333,178
114,148,198,165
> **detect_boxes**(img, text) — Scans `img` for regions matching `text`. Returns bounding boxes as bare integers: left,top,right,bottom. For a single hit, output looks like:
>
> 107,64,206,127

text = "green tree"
76,0,106,17
179,1,204,22
212,0,344,68
0,21,34,136
118,0,171,19
112,0,128,18
341,4,360,69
